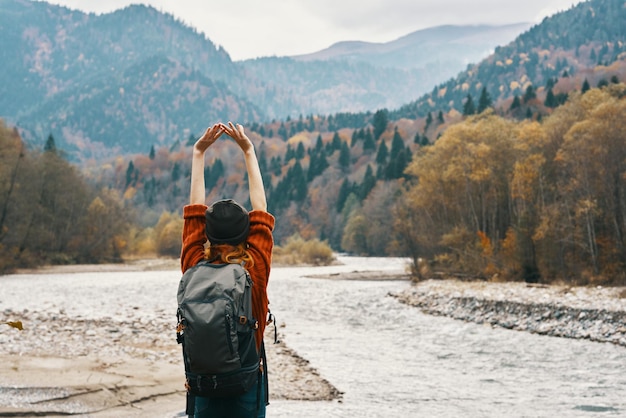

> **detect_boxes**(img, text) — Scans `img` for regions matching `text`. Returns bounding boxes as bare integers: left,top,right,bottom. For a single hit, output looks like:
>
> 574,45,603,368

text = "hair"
205,242,254,268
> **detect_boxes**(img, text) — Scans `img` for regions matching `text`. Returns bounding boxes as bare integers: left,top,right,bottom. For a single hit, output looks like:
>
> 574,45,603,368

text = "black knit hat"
205,199,250,245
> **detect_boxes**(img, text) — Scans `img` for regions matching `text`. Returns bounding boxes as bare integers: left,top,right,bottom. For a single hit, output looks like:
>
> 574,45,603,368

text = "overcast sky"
40,0,585,61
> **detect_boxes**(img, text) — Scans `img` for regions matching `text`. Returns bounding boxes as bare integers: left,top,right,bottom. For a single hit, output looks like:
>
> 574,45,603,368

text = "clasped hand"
194,122,252,154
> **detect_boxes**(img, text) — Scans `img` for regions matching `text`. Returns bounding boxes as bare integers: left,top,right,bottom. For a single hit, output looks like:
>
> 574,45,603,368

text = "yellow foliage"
123,186,136,200
273,234,335,266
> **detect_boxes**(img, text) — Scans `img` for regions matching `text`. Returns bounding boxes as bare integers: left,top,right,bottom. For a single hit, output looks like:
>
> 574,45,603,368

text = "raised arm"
189,124,224,205
221,122,267,212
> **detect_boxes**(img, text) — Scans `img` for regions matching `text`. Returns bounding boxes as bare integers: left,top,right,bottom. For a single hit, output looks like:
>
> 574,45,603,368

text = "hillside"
0,0,531,158
393,0,626,119
2,0,626,284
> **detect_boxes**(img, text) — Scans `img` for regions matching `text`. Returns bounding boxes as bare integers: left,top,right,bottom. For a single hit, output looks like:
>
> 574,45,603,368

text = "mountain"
292,23,531,70
392,0,626,120
0,0,531,158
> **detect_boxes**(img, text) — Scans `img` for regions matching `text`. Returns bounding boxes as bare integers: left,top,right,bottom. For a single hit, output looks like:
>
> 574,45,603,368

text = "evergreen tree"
331,132,341,152
206,159,224,191
580,78,591,94
363,129,376,153
315,135,323,153
171,162,181,182
351,130,359,148
270,156,282,176
285,143,295,162
149,145,155,160
44,134,57,153
477,87,492,113
544,88,558,108
125,161,135,188
437,110,444,124
424,112,433,132
360,165,376,199
523,85,536,103
336,179,351,212
339,141,350,171
372,109,388,140
384,128,407,179
376,140,389,165
510,95,521,110
525,108,533,119
296,142,305,160
290,162,307,201
278,123,288,141
463,94,476,116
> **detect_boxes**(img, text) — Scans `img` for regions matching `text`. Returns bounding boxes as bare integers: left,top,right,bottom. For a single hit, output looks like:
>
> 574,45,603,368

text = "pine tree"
336,179,351,212
360,165,376,199
363,129,376,153
544,88,557,108
477,87,492,113
376,140,389,165
424,112,433,132
339,141,350,171
463,94,476,116
331,132,341,152
296,142,305,160
291,162,307,201
44,134,57,153
315,135,323,153
510,95,521,110
372,109,388,140
437,111,444,124
580,78,591,94
125,161,135,188
523,85,536,103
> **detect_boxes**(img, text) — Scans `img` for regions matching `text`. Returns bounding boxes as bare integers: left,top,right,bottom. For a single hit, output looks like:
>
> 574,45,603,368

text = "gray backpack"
176,260,263,402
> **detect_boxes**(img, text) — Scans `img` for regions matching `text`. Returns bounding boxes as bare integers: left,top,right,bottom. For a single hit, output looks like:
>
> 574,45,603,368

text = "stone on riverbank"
392,279,626,347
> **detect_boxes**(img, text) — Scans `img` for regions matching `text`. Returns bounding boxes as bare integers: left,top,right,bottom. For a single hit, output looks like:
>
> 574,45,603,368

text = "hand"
194,124,225,154
221,122,253,153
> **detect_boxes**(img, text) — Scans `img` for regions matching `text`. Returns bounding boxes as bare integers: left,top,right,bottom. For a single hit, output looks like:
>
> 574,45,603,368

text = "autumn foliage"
402,84,626,285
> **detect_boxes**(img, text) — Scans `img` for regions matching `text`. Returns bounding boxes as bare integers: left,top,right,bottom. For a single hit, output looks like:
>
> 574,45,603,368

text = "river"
2,256,625,417
266,256,626,418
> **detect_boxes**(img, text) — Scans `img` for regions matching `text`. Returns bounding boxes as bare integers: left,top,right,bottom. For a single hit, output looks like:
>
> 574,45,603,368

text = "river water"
266,256,626,418
2,256,625,417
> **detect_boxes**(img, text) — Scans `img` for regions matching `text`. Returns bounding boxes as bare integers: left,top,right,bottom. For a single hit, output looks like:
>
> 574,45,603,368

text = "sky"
40,0,586,61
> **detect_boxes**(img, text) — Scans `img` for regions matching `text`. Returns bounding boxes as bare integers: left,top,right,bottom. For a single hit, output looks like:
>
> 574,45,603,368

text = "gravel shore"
4,262,626,416
392,279,626,347
0,260,342,417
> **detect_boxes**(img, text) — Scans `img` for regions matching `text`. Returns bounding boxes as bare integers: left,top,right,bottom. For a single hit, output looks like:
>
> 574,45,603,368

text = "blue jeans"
191,374,266,418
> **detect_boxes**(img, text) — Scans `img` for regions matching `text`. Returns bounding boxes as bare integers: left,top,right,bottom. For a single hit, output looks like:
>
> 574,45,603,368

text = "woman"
180,122,275,417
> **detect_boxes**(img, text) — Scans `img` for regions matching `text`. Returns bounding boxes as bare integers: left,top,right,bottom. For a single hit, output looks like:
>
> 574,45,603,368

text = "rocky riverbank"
0,260,342,417
392,279,626,347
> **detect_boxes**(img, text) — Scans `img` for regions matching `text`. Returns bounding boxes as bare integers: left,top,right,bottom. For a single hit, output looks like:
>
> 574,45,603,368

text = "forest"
1,81,626,286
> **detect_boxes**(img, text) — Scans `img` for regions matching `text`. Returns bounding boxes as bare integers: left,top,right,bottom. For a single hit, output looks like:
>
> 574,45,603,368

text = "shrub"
273,234,335,266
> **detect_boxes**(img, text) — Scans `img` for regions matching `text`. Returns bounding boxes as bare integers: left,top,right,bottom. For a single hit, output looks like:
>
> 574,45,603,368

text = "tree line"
396,84,626,286
2,81,626,287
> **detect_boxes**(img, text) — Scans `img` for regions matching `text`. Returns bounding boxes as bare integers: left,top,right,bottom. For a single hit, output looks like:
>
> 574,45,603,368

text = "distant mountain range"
0,0,532,157
291,23,531,70
1,0,624,160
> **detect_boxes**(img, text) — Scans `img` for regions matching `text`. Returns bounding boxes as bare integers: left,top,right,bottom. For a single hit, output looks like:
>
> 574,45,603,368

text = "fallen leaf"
5,321,24,330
